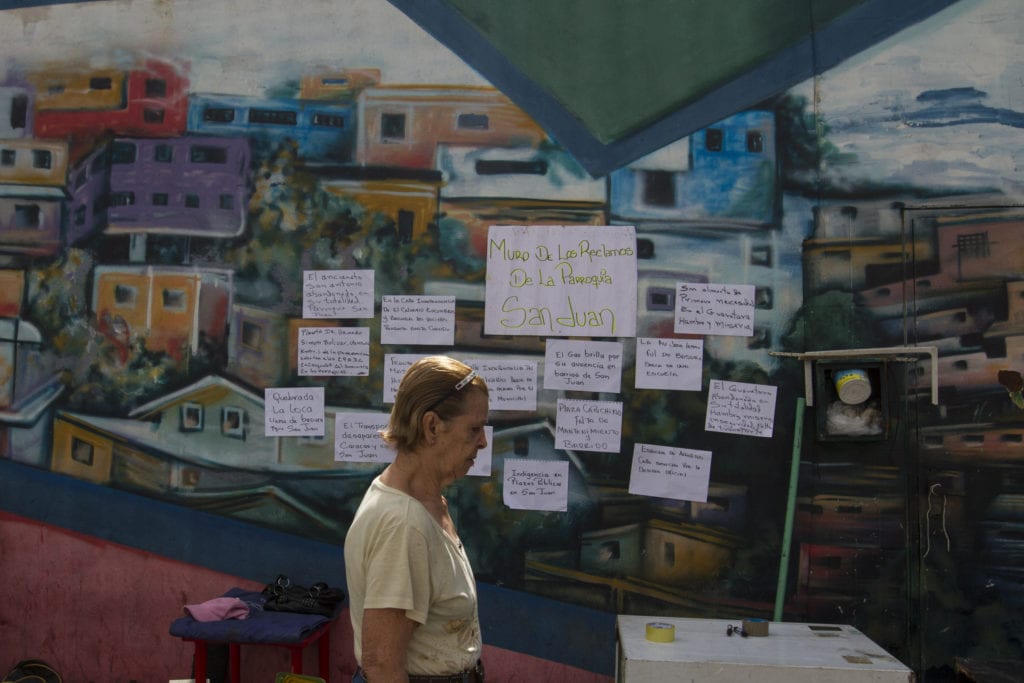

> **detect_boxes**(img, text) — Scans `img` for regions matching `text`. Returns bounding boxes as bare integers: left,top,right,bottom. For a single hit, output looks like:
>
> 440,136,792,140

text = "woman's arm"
361,607,419,682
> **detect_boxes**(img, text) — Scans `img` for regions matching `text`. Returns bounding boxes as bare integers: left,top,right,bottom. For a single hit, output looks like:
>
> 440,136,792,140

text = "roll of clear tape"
645,621,676,642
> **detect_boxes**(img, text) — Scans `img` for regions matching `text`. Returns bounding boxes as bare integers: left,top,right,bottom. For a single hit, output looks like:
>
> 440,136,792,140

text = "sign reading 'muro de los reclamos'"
484,225,638,338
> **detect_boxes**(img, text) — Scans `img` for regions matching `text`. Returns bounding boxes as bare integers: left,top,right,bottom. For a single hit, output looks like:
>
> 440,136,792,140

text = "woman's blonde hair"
381,355,487,451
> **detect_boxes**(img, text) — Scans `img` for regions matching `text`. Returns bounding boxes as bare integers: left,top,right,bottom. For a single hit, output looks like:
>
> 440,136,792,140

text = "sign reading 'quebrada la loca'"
484,225,638,337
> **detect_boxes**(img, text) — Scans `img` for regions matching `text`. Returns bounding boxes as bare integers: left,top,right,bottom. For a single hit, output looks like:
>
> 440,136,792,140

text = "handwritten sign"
503,458,569,511
628,443,712,502
383,354,428,403
476,360,537,411
334,412,394,463
265,387,324,437
302,269,374,319
544,340,623,392
675,283,755,336
705,379,777,438
555,399,623,453
466,425,494,477
298,327,369,376
485,225,637,337
635,338,703,390
381,295,455,346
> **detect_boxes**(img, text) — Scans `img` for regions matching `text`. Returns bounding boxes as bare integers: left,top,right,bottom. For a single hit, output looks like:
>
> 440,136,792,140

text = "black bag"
262,574,345,617
2,659,62,683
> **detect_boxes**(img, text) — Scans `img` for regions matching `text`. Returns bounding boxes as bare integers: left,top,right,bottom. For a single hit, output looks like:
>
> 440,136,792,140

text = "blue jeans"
351,669,367,683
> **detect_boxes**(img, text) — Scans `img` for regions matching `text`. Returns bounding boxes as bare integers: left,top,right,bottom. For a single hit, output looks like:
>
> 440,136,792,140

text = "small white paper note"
675,282,755,336
555,399,623,453
475,360,537,411
503,458,569,511
704,379,778,438
265,387,324,437
628,443,712,502
635,337,703,390
544,340,623,392
298,326,370,376
303,269,374,319
381,295,455,346
334,412,394,463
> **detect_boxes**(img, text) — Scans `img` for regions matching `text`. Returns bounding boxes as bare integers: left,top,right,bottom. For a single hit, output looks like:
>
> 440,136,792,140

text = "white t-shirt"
344,476,481,676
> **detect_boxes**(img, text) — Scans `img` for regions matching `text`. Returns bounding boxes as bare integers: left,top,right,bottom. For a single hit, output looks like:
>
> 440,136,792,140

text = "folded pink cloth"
184,596,251,622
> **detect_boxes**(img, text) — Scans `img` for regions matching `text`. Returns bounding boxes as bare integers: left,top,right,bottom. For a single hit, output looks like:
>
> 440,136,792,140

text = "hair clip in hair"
454,370,478,392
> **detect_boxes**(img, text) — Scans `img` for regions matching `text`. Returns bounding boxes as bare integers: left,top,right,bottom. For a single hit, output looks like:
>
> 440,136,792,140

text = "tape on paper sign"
645,621,676,643
742,618,769,637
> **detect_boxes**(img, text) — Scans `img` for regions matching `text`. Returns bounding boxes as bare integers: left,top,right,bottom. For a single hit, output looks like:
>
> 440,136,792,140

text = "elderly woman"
345,356,489,683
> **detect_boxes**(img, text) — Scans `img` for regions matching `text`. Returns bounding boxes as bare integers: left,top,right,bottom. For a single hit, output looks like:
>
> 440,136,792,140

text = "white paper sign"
383,353,428,403
555,399,623,453
635,337,703,390
475,360,537,411
503,458,569,511
298,327,370,376
265,387,324,436
544,340,623,392
334,412,394,463
466,425,494,477
705,379,778,438
381,295,455,346
302,269,374,319
675,282,755,336
628,443,712,502
485,225,637,337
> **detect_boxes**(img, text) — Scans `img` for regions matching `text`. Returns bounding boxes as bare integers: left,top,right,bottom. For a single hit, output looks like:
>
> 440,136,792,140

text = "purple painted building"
106,135,251,238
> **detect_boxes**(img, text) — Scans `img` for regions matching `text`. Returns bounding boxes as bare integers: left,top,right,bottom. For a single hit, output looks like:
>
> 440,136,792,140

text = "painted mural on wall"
2,0,1023,677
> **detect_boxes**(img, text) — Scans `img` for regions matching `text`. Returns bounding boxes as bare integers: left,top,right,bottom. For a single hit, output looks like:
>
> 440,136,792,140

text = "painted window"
664,541,675,565
646,286,675,312
162,288,187,311
110,191,135,206
219,194,234,210
203,107,235,123
705,128,723,152
240,321,263,350
185,193,200,208
0,149,14,166
10,94,27,130
14,204,41,229
956,231,990,259
755,286,773,309
249,108,297,126
380,112,406,141
397,209,414,243
113,284,137,307
475,159,546,175
154,144,173,162
71,437,95,466
312,112,345,128
642,170,675,207
152,192,169,206
750,245,772,267
111,142,137,164
457,113,489,130
89,76,112,90
180,402,204,431
145,78,167,98
32,149,52,169
221,407,246,438
143,108,165,124
190,145,228,164
746,130,764,153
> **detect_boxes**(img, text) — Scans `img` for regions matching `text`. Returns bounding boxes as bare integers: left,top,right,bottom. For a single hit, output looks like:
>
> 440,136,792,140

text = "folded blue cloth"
170,588,335,643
